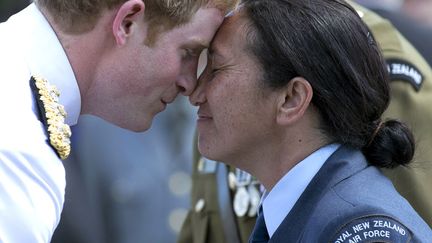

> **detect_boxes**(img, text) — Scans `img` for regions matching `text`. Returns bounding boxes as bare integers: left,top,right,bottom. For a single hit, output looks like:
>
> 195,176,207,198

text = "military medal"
247,184,261,217
231,168,264,217
233,186,250,217
233,169,253,217
235,169,252,186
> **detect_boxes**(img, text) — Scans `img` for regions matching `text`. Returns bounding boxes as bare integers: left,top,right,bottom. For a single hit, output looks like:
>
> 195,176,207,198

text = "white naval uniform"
0,3,81,242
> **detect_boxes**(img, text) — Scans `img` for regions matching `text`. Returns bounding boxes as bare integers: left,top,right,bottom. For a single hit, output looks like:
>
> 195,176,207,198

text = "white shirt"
262,143,340,237
0,3,80,242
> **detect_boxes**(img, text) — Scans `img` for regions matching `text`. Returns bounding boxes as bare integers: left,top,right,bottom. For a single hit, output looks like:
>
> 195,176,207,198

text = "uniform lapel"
269,145,368,242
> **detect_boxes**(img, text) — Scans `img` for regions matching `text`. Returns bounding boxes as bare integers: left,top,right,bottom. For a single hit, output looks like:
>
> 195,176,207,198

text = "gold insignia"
32,76,71,160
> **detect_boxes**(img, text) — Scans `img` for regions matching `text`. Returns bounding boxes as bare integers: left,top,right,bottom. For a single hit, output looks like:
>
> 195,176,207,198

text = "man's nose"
189,75,207,106
176,60,200,96
176,74,197,96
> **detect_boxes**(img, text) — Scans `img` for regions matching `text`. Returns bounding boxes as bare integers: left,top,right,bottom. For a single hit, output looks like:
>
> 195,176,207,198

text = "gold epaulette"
30,76,71,160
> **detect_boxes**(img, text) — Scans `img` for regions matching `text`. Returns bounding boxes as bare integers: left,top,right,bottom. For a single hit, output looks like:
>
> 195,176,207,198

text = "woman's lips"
197,111,212,122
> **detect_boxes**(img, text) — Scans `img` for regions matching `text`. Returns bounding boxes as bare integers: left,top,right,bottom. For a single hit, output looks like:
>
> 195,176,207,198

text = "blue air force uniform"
268,145,432,242
179,2,432,243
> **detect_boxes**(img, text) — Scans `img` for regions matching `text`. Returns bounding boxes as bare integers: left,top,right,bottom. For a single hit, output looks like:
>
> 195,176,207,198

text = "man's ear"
276,77,313,126
112,0,145,46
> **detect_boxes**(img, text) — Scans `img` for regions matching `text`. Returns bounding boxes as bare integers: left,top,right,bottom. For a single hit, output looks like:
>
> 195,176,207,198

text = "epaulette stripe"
29,76,71,160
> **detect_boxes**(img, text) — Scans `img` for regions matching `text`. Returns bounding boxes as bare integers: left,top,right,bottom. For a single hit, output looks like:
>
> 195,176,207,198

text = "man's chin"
132,120,153,133
113,118,153,133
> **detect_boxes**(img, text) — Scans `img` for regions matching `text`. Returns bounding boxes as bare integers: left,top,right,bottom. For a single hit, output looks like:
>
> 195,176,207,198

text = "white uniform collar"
262,143,341,237
9,3,81,125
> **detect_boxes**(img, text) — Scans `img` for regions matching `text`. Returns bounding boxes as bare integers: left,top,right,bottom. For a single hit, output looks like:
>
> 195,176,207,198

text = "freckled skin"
191,14,280,169
88,7,224,131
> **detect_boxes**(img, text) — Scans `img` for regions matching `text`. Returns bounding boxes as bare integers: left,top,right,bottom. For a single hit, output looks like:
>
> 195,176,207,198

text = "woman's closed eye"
211,67,221,75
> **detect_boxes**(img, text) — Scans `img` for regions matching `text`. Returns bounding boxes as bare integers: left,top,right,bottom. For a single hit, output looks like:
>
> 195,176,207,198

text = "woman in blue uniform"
189,0,432,242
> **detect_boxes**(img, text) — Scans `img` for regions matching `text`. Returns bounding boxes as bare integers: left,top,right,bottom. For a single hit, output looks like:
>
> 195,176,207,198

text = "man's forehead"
168,7,224,47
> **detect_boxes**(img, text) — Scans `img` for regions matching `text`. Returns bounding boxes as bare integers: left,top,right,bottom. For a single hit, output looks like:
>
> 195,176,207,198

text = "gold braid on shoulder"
31,76,71,160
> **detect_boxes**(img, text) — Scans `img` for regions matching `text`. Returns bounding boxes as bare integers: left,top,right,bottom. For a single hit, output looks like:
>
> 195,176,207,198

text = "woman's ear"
276,77,313,125
112,0,145,45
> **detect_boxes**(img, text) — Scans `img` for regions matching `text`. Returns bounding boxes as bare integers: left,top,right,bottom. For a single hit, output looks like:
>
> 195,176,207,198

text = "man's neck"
38,6,114,113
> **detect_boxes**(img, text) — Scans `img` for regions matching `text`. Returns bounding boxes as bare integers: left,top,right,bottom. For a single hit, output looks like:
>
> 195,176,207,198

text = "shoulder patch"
330,215,412,243
386,59,424,91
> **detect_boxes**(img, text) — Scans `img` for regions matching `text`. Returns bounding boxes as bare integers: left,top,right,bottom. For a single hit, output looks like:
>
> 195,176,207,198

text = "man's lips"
161,94,177,105
161,98,175,108
159,99,173,112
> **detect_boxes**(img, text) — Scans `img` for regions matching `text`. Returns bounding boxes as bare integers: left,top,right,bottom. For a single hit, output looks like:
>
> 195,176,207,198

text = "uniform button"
356,10,364,18
195,198,205,212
